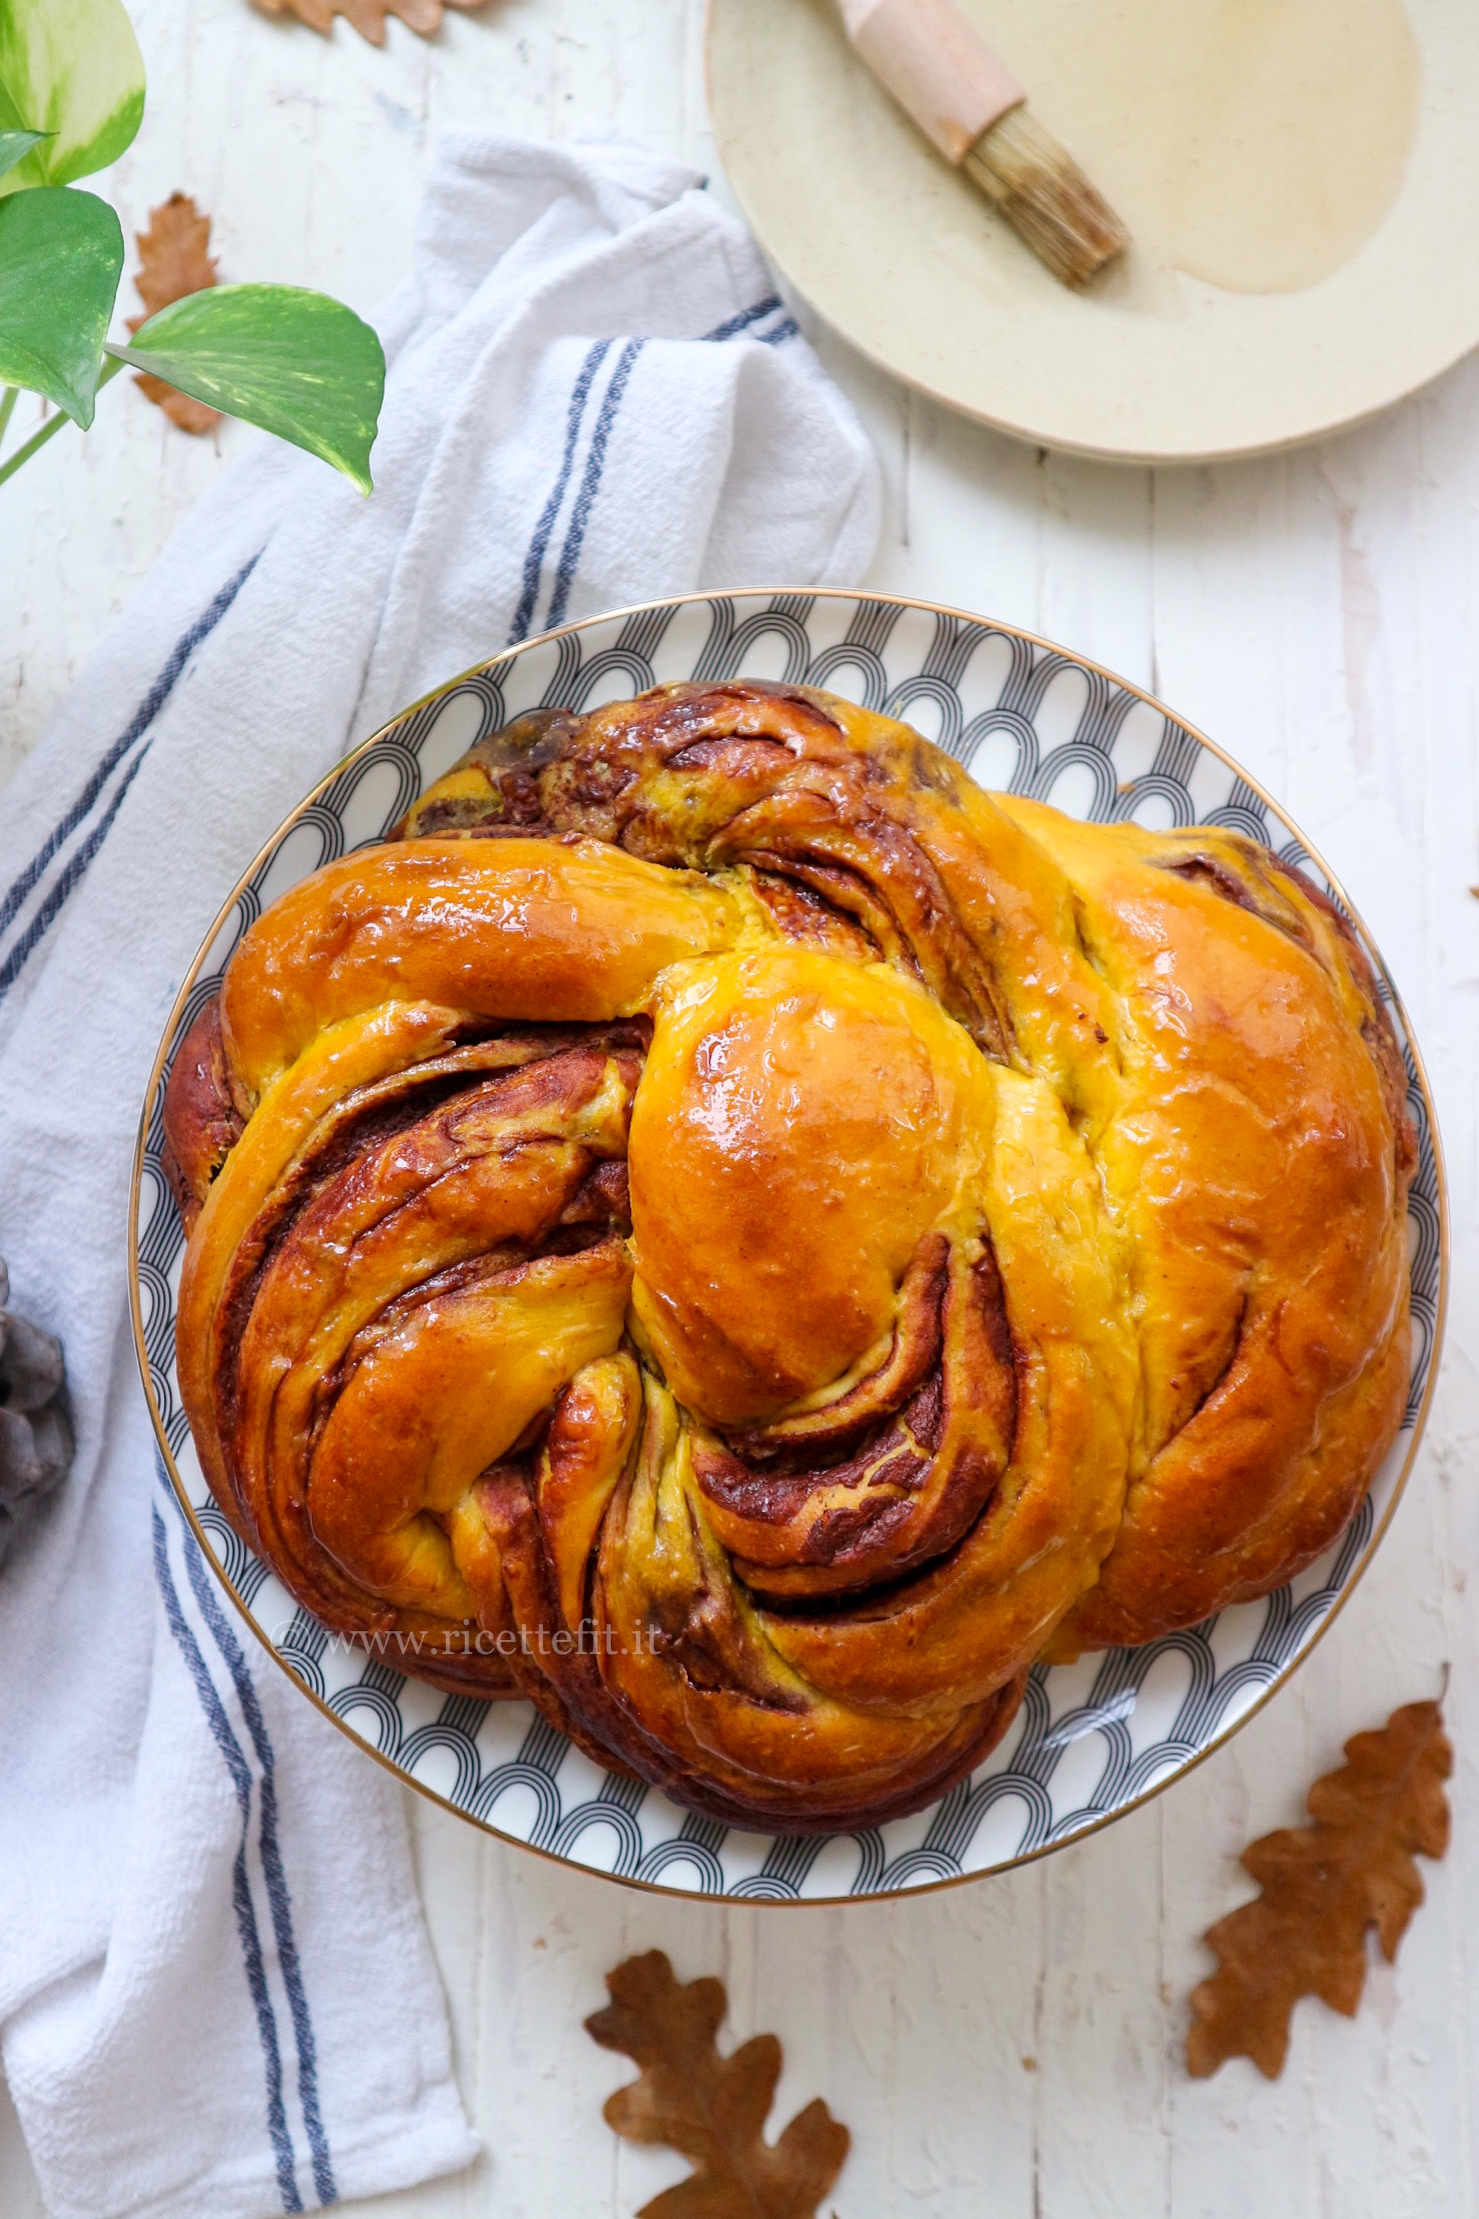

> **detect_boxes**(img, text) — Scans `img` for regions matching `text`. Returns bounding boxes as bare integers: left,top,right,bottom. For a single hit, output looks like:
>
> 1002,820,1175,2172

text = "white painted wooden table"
2,3,1476,2213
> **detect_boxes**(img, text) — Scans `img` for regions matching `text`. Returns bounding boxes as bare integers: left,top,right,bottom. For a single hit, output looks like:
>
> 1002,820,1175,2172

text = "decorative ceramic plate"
707,0,1479,461
130,591,1445,1901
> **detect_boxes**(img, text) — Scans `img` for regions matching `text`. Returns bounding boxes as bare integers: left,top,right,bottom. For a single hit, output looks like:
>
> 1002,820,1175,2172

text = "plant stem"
0,387,16,451
0,406,69,489
0,358,126,491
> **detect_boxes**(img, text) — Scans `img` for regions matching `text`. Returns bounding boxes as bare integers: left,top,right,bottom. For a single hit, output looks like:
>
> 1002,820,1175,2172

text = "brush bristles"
963,104,1127,290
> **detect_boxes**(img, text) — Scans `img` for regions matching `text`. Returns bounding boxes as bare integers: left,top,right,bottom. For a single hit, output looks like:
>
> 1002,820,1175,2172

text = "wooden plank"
1151,407,1467,2218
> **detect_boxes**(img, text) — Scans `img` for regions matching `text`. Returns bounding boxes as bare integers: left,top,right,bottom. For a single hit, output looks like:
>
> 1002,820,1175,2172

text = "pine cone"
0,1260,73,1571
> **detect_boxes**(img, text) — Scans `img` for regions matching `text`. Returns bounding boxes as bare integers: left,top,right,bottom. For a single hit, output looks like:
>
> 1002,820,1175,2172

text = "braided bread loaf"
163,681,1414,1831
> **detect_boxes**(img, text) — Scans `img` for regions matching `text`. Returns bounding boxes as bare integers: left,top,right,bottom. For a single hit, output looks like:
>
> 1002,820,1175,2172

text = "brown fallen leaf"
586,1950,850,2219
251,0,483,46
129,194,221,436
1187,1698,1451,2080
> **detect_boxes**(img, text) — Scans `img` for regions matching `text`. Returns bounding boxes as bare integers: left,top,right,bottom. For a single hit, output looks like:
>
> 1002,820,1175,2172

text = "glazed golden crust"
164,680,1414,1824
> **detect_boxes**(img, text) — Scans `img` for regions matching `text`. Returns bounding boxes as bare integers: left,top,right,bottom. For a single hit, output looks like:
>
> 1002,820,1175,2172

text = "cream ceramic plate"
707,0,1479,460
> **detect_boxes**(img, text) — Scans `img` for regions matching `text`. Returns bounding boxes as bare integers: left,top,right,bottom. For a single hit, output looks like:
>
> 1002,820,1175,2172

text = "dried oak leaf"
586,1950,850,2219
251,0,482,47
1187,1699,1451,2080
129,194,221,435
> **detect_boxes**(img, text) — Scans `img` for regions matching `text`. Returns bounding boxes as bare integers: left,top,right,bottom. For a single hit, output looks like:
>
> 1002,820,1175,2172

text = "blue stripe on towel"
183,1533,337,2207
506,297,788,650
542,338,646,632
702,294,784,343
0,555,261,1005
506,339,612,646
0,557,260,940
152,1506,304,2213
0,745,151,1000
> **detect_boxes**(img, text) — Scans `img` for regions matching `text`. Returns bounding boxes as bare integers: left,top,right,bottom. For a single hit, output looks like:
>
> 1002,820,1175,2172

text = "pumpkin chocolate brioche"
163,680,1415,1830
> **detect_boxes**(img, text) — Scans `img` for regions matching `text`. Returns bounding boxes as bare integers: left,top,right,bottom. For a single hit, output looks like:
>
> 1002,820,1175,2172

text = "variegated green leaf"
108,284,385,492
0,184,122,425
0,0,145,199
0,125,45,182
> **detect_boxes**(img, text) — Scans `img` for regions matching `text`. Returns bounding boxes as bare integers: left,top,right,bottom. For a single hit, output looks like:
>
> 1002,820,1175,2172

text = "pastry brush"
838,0,1128,288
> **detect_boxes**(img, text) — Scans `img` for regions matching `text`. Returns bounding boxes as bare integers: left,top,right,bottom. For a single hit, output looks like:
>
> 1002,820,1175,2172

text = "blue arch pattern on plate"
134,593,1443,1902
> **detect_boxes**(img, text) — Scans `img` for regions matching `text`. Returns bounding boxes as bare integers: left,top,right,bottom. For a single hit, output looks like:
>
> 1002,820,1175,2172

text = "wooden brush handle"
840,0,1024,164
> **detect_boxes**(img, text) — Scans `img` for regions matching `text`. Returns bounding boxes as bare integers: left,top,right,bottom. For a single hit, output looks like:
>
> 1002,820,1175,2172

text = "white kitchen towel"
0,129,879,2219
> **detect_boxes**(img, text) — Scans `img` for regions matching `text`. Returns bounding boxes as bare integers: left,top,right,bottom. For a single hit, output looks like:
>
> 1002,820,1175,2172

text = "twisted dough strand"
164,681,1413,1825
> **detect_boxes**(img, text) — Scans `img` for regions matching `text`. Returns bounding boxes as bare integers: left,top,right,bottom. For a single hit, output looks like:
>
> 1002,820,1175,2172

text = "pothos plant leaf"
107,284,385,491
0,126,46,183
0,184,123,425
0,0,146,200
